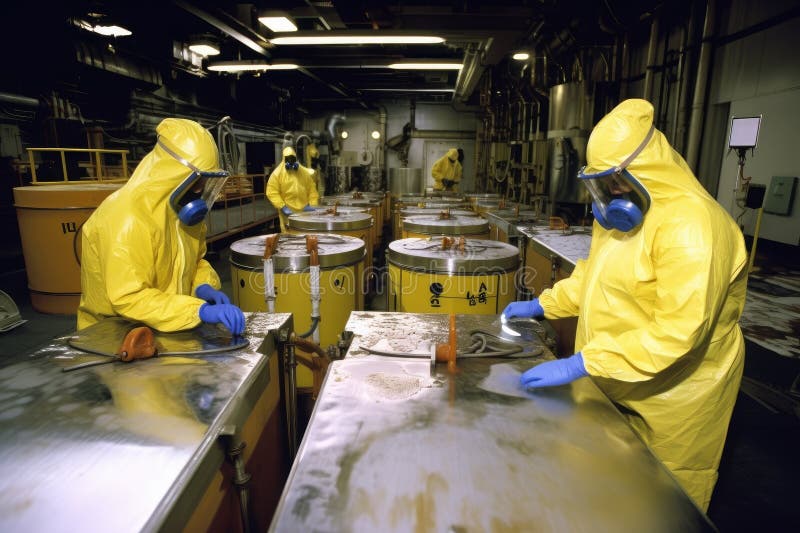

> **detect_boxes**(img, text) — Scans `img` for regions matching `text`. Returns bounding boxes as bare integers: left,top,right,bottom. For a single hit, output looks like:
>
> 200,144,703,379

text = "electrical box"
745,183,766,209
763,176,797,216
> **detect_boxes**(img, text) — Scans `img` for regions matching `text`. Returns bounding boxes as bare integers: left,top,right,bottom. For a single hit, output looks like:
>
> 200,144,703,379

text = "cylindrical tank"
320,196,383,243
391,206,477,240
475,199,520,218
387,238,519,314
547,82,594,207
465,193,501,211
13,184,122,314
230,233,365,389
286,211,374,291
400,214,490,239
387,168,423,197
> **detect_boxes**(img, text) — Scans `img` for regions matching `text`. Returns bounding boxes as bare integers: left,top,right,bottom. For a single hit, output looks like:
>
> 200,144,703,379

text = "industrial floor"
0,232,798,531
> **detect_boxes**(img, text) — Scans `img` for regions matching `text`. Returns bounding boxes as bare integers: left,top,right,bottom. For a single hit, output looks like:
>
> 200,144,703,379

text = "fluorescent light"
259,16,298,33
270,34,445,46
207,61,299,72
73,18,132,37
512,52,530,61
388,62,462,70
188,43,220,57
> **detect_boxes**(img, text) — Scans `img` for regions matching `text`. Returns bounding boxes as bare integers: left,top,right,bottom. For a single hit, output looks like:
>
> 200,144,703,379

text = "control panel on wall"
763,176,797,216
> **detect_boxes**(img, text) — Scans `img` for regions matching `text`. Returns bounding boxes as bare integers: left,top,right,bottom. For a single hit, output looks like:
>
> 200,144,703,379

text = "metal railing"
27,147,131,184
206,174,278,242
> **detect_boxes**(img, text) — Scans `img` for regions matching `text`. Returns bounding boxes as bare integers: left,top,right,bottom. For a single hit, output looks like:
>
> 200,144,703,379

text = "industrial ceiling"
3,1,667,122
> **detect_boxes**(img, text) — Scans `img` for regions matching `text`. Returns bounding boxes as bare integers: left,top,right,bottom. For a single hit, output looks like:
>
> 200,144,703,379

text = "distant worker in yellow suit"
78,118,245,335
502,99,747,511
431,147,462,191
305,143,325,197
267,146,319,231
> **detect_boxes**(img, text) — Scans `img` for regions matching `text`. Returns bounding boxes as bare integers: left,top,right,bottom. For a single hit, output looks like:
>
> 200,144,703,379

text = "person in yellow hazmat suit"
267,146,319,231
305,143,325,197
431,147,462,191
77,118,245,335
502,99,747,512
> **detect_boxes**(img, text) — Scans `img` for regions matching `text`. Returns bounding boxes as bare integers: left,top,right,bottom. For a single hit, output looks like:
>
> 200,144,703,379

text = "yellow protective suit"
305,143,325,197
266,146,320,231
77,118,223,332
538,99,746,511
431,148,462,191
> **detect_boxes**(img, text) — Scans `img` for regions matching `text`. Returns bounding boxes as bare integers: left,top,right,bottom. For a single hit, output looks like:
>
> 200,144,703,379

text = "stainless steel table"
270,312,713,532
0,312,292,533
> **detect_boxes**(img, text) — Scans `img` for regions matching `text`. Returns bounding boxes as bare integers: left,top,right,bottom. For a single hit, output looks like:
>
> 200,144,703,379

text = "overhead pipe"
325,114,346,140
453,44,483,103
0,92,39,108
643,17,660,101
685,0,716,171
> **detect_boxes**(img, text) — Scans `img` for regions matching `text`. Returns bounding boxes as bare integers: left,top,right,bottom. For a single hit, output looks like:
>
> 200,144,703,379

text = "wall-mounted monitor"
728,115,762,149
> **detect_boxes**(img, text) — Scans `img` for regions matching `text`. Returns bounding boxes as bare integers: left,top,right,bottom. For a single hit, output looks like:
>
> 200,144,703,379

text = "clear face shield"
159,139,230,226
578,124,655,232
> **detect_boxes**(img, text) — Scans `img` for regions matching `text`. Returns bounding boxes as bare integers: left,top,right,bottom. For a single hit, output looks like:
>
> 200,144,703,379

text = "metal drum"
13,183,122,314
286,211,374,290
400,214,490,239
392,197,468,239
320,196,383,244
393,206,477,238
475,199,520,218
230,234,365,388
465,193,502,211
387,238,519,314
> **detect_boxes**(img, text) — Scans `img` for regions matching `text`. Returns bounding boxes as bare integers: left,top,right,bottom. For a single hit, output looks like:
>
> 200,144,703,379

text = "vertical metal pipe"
672,24,688,148
644,18,660,100
686,0,716,171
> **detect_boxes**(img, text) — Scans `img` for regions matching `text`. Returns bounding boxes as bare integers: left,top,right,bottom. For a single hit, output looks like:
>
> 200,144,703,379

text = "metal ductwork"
74,41,162,87
325,114,346,140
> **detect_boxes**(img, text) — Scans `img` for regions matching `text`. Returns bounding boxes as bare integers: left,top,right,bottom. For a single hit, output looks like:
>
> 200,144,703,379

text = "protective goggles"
578,124,654,232
159,139,230,226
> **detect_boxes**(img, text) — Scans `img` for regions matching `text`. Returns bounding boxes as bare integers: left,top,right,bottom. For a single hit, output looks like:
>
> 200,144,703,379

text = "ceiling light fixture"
371,131,381,140
270,32,445,46
188,38,220,57
340,131,349,139
72,18,132,37
258,12,298,33
206,60,299,72
388,62,462,70
512,52,530,61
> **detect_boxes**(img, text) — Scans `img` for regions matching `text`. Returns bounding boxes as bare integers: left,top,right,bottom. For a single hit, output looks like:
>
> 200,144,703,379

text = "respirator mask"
285,155,299,170
160,139,230,226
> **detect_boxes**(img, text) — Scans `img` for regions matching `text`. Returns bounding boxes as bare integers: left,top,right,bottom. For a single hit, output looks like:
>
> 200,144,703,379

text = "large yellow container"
392,206,477,239
286,211,374,291
391,198,468,239
475,199,520,218
466,193,501,211
320,196,382,245
387,238,519,314
400,214,490,239
230,233,365,389
13,184,122,314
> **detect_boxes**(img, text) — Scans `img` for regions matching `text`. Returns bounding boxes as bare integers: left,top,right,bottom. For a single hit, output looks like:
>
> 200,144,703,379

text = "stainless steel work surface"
270,312,712,532
517,224,592,273
0,312,292,533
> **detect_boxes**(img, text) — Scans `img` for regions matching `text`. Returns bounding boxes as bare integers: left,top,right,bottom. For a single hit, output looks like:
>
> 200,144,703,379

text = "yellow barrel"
393,206,477,238
400,214,490,239
320,196,382,245
387,238,519,314
475,199,520,218
466,193,502,211
13,184,122,314
286,211,374,292
392,198,468,239
230,233,365,388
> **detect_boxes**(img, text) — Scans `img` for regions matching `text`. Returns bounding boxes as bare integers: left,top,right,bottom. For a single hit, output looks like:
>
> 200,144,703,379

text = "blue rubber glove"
199,303,245,335
195,284,231,305
281,205,293,216
302,204,315,212
520,353,588,388
502,298,544,321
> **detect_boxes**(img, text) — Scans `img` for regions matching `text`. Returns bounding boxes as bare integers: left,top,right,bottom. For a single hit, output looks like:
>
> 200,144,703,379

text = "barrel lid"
230,233,365,271
320,197,380,207
398,207,477,218
402,214,489,235
287,211,373,231
485,209,540,222
13,183,122,208
387,238,519,273
466,193,501,200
